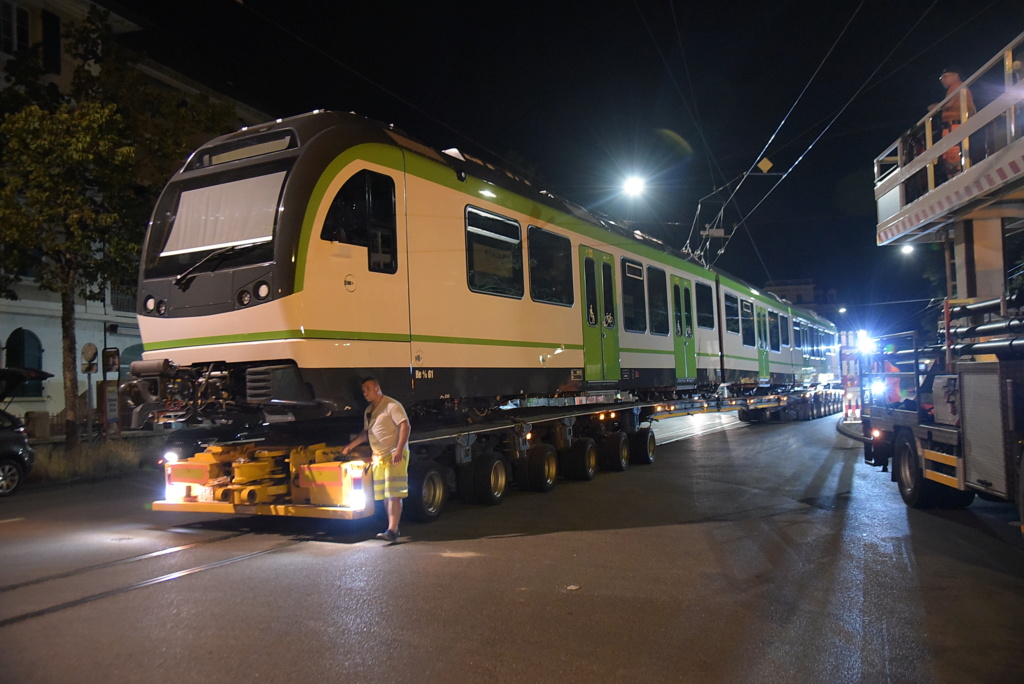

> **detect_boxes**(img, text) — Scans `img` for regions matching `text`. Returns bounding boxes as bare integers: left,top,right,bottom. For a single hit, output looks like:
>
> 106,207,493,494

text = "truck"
866,29,1024,530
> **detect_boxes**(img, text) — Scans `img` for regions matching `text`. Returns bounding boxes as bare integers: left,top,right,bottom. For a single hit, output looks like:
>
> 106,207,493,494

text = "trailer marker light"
872,429,881,439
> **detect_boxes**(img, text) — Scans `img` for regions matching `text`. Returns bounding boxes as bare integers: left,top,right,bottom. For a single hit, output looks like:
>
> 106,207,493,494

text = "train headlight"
143,295,156,313
236,289,252,306
164,451,180,464
156,300,167,316
254,281,271,300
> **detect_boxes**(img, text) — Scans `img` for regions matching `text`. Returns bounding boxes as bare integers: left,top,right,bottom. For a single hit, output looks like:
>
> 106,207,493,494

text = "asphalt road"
2,414,1022,683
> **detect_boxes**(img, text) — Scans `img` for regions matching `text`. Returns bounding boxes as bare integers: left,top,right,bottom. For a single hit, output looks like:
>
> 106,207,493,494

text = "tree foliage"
0,6,236,449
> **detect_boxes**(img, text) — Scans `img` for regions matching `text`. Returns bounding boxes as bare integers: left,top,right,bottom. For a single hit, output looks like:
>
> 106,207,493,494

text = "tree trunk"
61,283,81,458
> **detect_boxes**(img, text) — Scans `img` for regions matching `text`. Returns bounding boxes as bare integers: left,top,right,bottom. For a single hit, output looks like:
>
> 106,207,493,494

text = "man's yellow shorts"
371,451,409,500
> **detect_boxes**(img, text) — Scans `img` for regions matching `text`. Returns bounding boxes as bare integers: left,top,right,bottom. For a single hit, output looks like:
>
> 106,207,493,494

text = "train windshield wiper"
172,242,264,290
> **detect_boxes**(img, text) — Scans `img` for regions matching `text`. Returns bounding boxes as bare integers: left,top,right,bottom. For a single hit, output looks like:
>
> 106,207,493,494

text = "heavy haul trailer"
861,298,1024,524
152,390,831,522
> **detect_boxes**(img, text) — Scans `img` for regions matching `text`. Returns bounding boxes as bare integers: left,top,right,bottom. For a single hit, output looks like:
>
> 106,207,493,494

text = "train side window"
528,226,573,306
465,206,523,298
584,258,598,326
695,282,715,329
602,262,615,329
740,299,755,347
768,311,781,352
780,315,790,346
673,285,683,336
793,321,803,349
646,267,669,335
724,293,740,334
621,259,646,333
683,287,694,336
321,169,397,274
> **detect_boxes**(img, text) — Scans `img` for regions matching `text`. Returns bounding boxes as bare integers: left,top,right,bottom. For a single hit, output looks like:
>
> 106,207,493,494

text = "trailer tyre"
527,444,558,492
473,451,508,505
629,428,656,465
599,431,630,472
563,438,598,481
894,430,941,508
406,461,447,522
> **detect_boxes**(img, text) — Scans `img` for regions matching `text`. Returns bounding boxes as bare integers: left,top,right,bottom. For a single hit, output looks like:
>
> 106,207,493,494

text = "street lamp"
901,244,914,254
623,176,646,197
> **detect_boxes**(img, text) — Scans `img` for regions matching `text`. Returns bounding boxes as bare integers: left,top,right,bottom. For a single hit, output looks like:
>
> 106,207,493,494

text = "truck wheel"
629,428,656,465
473,451,508,505
563,438,597,481
0,458,24,497
407,461,447,522
737,409,751,423
941,488,976,509
599,431,630,472
894,430,940,508
527,444,557,492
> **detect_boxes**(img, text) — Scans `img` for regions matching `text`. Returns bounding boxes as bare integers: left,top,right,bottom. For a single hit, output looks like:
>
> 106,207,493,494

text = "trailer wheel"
527,444,558,492
473,451,508,505
629,428,656,465
894,430,941,508
563,438,597,481
599,431,630,472
406,461,447,522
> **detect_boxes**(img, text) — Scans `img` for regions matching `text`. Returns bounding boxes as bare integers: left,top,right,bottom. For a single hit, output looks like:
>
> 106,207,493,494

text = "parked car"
0,367,52,497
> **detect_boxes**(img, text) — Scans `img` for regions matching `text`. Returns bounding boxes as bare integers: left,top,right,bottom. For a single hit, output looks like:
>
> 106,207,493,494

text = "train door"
755,305,770,382
670,276,696,380
579,246,620,382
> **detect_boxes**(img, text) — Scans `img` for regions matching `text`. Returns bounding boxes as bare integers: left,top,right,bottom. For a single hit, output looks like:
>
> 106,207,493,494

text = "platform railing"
874,30,1024,229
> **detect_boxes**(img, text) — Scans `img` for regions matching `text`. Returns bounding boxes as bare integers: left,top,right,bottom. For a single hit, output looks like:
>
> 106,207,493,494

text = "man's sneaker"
376,529,399,543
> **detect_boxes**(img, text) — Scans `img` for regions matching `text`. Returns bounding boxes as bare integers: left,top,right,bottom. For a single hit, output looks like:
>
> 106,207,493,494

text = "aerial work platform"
874,31,1024,246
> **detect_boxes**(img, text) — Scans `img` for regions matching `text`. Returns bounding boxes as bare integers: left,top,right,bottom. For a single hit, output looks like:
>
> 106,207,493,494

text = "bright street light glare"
901,244,914,254
623,176,646,197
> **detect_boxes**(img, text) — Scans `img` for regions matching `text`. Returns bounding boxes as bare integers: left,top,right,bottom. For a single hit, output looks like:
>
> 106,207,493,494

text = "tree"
0,7,234,453
0,103,134,445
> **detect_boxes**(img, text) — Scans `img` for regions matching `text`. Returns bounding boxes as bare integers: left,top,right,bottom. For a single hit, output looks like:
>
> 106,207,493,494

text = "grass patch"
31,439,147,482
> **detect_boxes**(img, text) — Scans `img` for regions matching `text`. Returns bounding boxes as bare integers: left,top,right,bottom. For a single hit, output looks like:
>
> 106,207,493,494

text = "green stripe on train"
143,330,584,353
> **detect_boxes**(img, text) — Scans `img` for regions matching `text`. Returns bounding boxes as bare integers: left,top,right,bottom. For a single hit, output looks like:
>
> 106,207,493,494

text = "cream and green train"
128,110,837,426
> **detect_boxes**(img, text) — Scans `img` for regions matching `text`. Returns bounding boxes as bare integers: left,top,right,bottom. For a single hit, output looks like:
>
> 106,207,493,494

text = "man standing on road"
342,377,410,543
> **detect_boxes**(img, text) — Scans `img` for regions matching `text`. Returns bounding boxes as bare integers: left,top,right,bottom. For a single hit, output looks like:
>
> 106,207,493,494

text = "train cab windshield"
142,160,290,280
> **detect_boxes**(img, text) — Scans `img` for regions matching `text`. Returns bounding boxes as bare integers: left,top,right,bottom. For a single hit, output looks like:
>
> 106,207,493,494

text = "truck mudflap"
157,443,377,520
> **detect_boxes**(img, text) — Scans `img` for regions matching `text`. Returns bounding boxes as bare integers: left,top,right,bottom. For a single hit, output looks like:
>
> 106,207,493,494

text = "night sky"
110,0,1024,332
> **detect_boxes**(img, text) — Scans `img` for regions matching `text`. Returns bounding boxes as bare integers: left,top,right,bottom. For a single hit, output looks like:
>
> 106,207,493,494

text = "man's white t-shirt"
364,396,409,456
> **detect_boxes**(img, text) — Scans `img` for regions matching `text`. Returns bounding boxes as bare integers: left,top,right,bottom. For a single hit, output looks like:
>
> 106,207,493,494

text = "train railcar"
126,110,836,426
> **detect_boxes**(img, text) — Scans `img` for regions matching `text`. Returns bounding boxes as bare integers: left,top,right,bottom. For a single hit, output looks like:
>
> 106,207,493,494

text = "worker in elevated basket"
342,377,410,543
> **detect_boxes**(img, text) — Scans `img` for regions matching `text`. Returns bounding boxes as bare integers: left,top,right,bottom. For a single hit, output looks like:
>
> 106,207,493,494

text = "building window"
465,206,522,298
621,259,646,333
4,328,43,396
527,226,573,306
724,293,740,334
0,2,28,57
41,10,60,75
695,282,715,330
646,266,669,335
321,169,397,274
